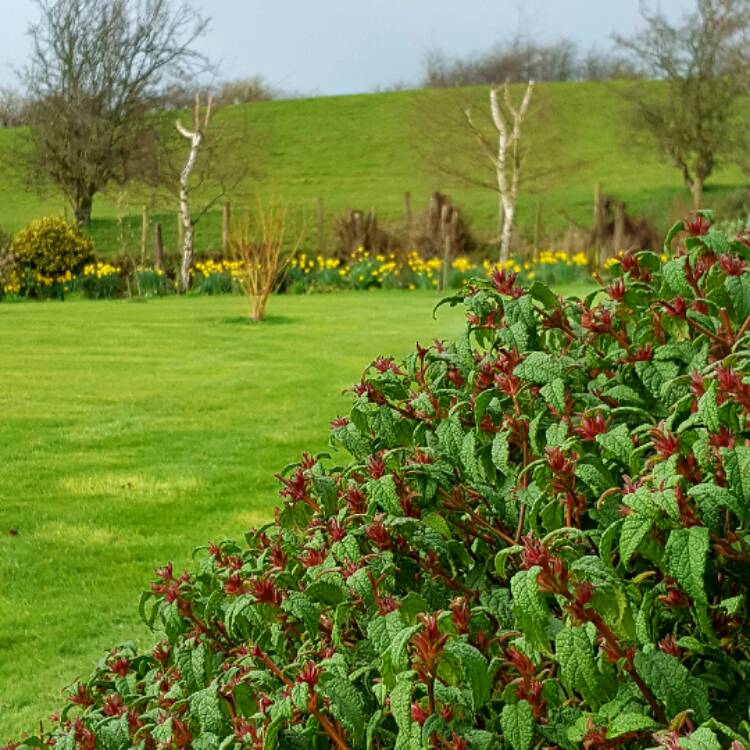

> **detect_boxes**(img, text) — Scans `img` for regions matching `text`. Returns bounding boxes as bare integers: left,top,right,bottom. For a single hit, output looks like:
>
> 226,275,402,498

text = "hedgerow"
12,211,750,750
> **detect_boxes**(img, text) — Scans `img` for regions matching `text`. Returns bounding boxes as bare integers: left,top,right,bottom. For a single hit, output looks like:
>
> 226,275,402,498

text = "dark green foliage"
13,211,750,749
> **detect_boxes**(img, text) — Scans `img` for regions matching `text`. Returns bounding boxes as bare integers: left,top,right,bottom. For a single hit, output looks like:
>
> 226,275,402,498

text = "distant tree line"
0,75,280,129
422,37,644,88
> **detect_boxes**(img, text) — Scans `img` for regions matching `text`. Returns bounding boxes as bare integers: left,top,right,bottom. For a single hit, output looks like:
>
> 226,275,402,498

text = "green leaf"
513,351,563,384
606,713,656,739
697,381,720,432
725,273,750,323
501,700,535,750
442,640,490,710
529,281,558,309
189,684,225,734
721,446,750,507
540,378,566,413
633,648,710,722
619,513,653,567
678,727,722,750
555,626,609,709
663,219,685,252
389,678,414,732
368,474,401,516
662,257,692,297
510,567,550,651
492,430,511,473
321,677,366,745
688,483,744,522
595,424,632,466
461,431,482,481
664,526,709,603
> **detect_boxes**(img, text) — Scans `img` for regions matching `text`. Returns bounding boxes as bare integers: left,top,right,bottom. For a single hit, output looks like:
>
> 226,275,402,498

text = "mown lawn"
0,285,592,740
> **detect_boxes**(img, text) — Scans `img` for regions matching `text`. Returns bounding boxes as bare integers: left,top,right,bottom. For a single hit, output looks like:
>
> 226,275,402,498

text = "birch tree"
176,94,212,291
465,81,534,262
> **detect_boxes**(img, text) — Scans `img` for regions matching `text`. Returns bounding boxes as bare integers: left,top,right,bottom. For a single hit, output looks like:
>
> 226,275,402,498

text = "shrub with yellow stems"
11,216,95,297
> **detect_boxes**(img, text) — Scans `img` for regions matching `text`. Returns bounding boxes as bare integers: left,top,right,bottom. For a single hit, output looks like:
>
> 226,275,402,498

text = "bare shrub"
230,202,298,321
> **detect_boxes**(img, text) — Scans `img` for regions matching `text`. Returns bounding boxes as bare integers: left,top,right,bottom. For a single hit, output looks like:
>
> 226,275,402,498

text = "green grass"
0,286,593,740
0,291,461,740
0,82,745,255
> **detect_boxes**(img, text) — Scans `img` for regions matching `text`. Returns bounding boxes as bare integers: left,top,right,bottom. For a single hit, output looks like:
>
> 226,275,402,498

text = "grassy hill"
0,81,746,256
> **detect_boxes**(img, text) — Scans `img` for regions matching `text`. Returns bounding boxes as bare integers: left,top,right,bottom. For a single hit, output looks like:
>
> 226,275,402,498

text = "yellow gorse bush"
12,216,95,279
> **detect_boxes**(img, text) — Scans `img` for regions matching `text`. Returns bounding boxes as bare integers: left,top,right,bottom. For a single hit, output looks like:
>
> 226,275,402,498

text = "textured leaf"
321,677,366,745
725,273,750,323
540,378,567,413
513,351,564,384
389,679,414,733
442,640,490,710
501,700,535,750
510,567,550,650
634,648,710,722
619,513,653,567
189,684,224,734
595,424,632,466
368,475,401,516
678,727,722,750
492,430,511,473
556,626,609,709
606,713,656,739
697,381,720,432
662,257,692,297
665,526,709,603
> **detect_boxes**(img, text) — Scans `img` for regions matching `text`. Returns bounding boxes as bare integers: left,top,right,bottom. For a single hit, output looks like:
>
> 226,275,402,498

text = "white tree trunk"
177,124,202,291
489,82,534,264
175,95,212,292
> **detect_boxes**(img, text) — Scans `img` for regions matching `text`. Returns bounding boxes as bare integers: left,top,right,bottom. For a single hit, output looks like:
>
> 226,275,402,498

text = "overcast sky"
0,0,694,96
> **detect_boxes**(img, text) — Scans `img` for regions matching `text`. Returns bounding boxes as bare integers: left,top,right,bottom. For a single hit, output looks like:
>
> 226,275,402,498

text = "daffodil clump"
134,266,170,298
193,259,244,295
285,247,596,293
77,261,123,299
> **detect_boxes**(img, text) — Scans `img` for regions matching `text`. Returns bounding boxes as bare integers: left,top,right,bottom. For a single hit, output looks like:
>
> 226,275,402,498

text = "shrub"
13,211,750,750
11,217,95,290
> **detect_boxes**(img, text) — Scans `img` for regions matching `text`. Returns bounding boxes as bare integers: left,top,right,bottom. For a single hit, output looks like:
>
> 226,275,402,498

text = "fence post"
441,203,452,292
533,202,542,261
591,181,605,265
316,196,325,256
222,201,231,254
403,191,412,237
154,222,165,272
140,206,149,265
613,201,626,256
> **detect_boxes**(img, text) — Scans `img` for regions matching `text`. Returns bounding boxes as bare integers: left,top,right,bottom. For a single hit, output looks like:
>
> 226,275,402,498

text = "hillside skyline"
0,0,693,96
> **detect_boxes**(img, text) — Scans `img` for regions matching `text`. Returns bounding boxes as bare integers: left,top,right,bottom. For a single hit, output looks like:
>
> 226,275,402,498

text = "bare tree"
464,81,534,262
21,0,207,226
175,94,212,291
0,88,27,128
423,37,643,87
615,0,750,208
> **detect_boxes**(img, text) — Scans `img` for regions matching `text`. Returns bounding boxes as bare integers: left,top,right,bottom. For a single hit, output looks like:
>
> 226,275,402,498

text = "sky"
0,0,694,96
